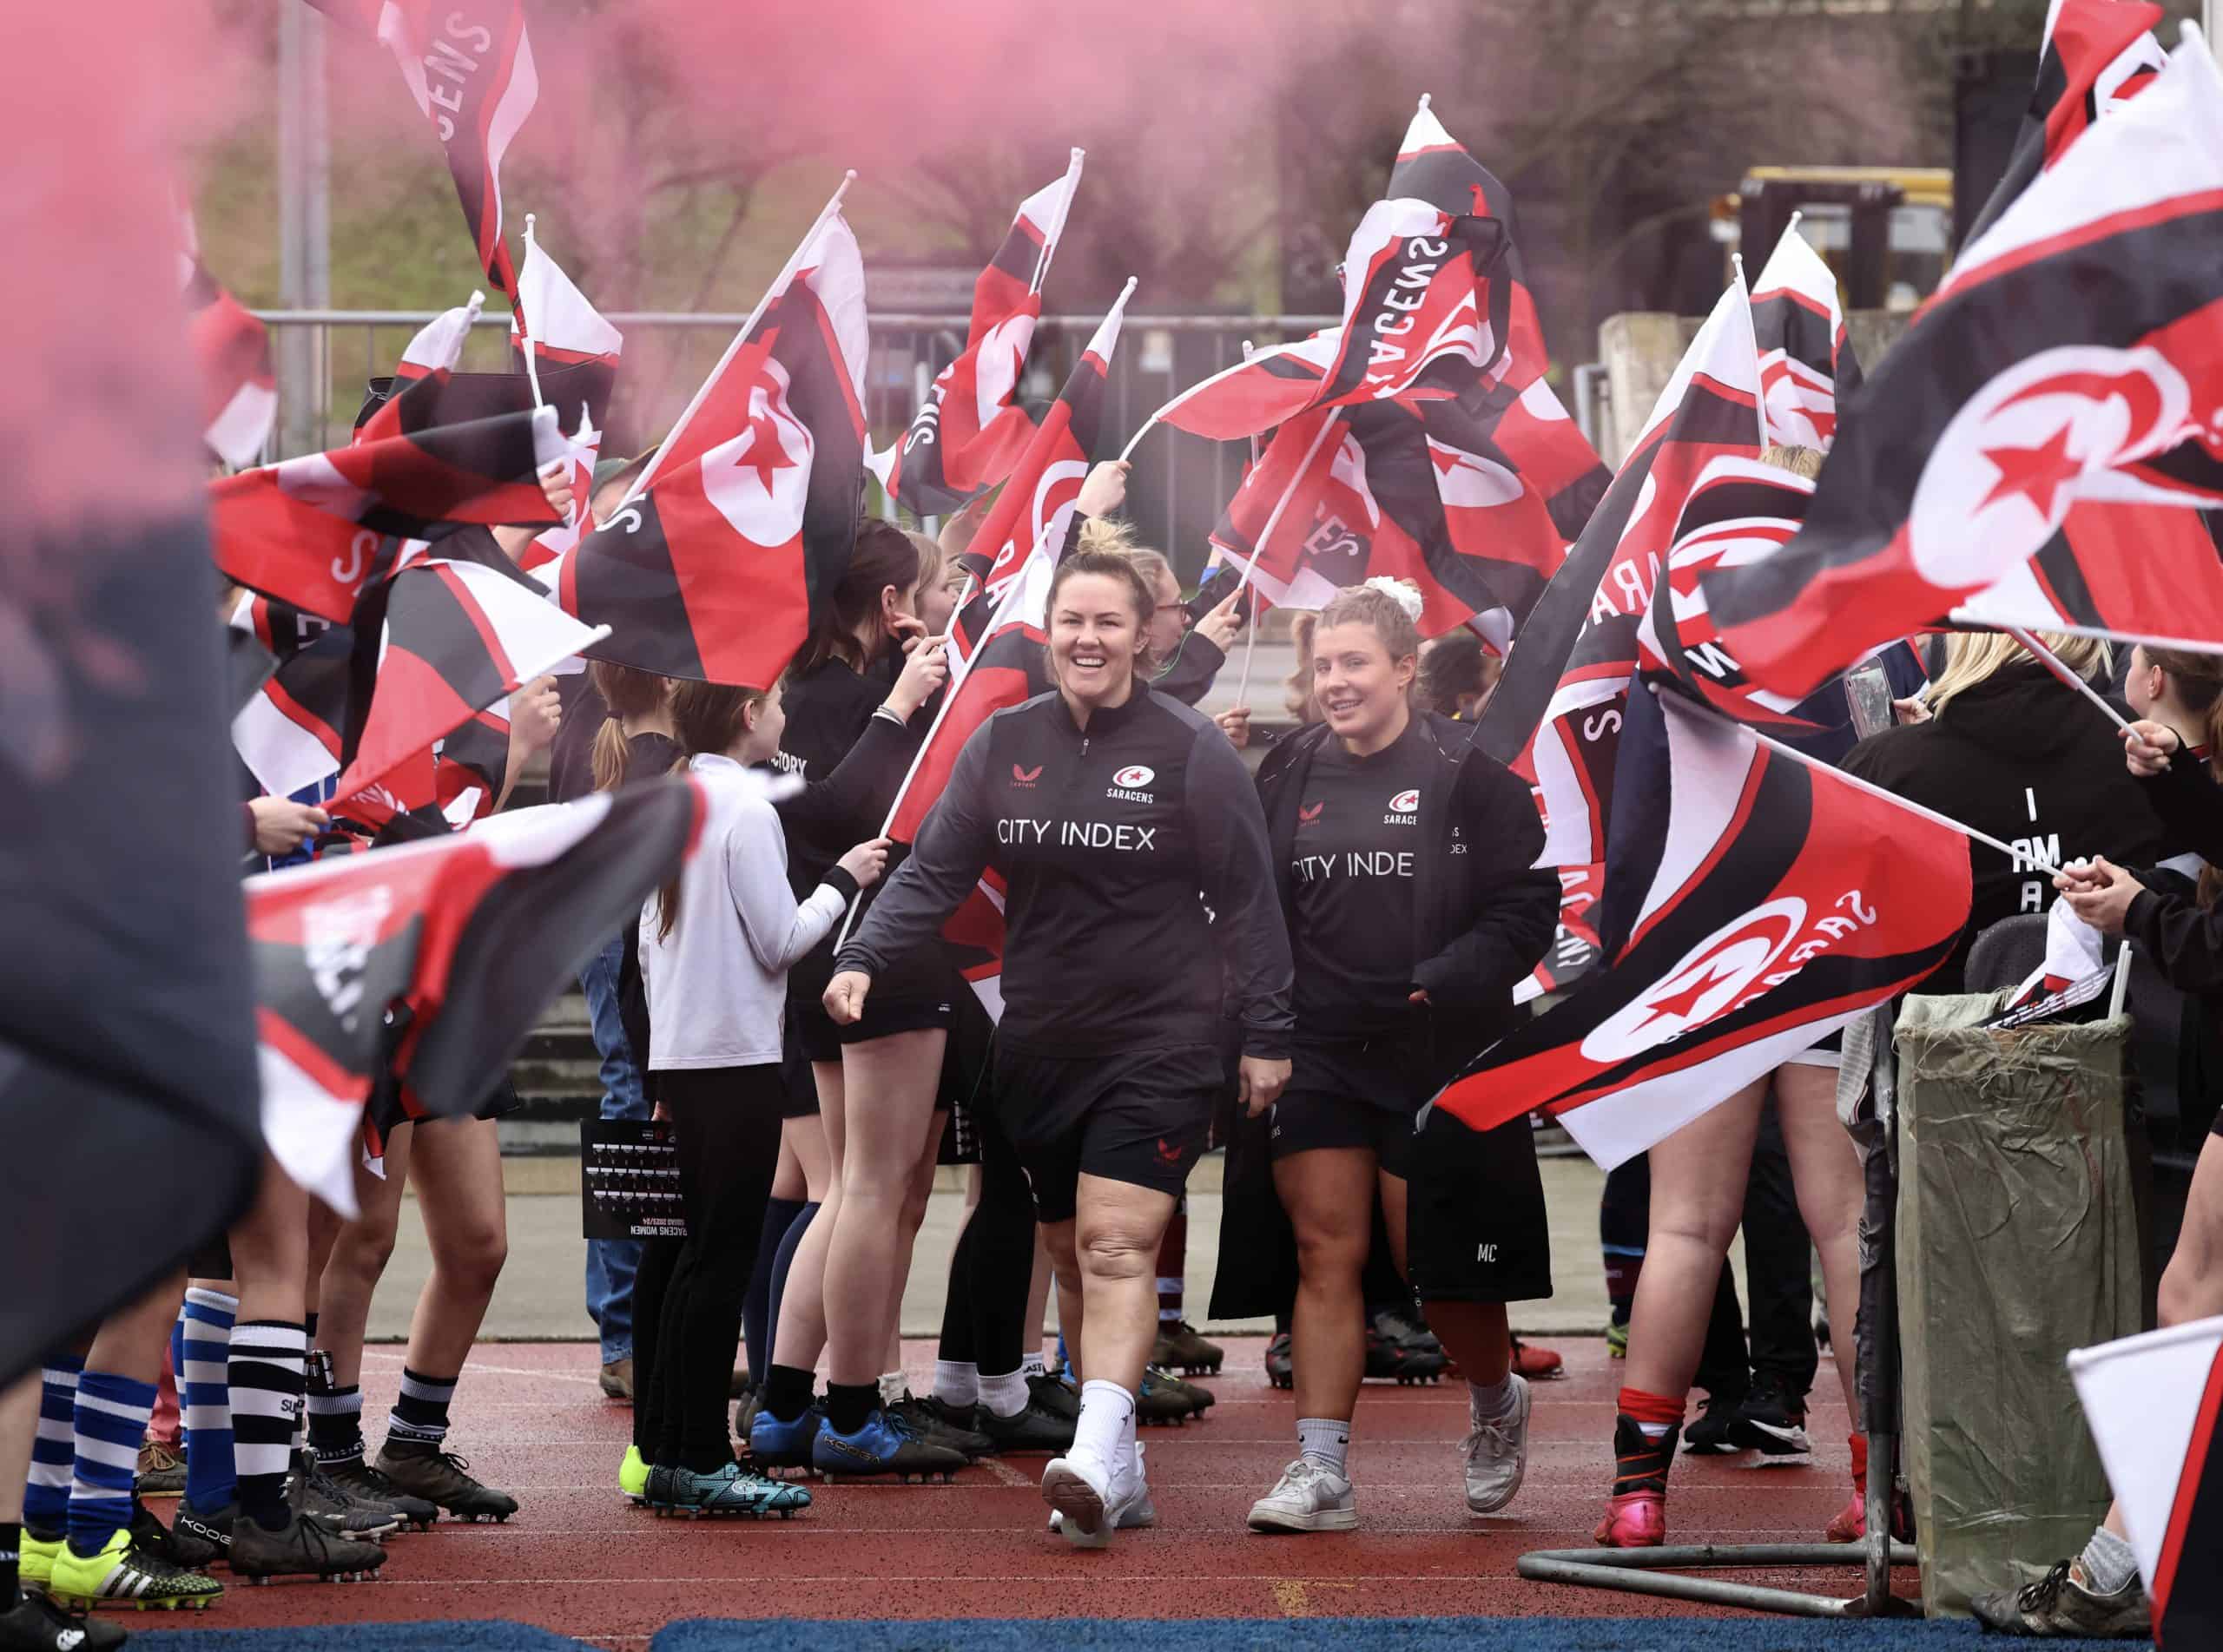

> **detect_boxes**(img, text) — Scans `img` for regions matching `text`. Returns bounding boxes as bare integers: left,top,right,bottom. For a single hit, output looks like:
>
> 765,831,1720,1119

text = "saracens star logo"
699,359,815,547
1577,898,1808,1064
1910,344,2190,589
1389,788,1421,813
1113,765,1154,789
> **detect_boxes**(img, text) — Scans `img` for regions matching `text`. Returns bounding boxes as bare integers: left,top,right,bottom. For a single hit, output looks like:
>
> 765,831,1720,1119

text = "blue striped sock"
180,1287,237,1512
66,1370,155,1557
24,1357,82,1537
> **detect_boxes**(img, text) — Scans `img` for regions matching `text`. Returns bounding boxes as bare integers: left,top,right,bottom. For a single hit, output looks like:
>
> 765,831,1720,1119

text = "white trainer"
1044,1452,1114,1547
1462,1373,1532,1514
1246,1457,1358,1533
1048,1442,1155,1539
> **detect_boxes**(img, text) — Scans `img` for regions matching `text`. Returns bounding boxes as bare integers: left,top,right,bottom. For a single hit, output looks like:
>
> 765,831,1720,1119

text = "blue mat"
133,1617,2147,1652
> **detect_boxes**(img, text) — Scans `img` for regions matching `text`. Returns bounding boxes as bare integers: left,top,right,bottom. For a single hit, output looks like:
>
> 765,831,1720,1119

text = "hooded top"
1842,661,2165,993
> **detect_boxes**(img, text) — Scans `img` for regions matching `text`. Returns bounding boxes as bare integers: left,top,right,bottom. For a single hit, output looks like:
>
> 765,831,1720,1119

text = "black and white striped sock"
229,1320,307,1531
387,1367,458,1445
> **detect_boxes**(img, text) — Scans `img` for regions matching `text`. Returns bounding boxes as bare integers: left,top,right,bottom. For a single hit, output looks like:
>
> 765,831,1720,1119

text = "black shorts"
789,994,960,1063
994,1042,1221,1223
778,1020,822,1119
1404,1102,1553,1306
1270,1034,1428,1178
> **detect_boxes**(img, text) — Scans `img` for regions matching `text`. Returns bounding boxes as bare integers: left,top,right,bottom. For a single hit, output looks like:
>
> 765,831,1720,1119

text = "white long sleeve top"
638,754,858,1070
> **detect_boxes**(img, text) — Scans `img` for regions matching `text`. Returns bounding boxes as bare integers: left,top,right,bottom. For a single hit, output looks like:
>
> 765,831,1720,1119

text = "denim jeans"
582,934,649,1363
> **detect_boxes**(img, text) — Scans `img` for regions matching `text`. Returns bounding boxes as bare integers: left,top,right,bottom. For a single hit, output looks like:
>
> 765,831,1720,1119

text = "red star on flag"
732,402,797,496
1977,422,2082,521
1633,955,1743,1033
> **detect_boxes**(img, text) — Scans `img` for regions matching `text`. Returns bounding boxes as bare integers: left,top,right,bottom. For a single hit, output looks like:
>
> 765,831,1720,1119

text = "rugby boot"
1363,1324,1445,1385
1263,1329,1295,1390
1729,1374,1811,1457
228,1508,386,1584
287,1451,401,1537
48,1529,223,1610
1510,1335,1565,1381
1682,1389,1745,1456
1135,1367,1197,1427
135,1439,187,1498
166,1501,232,1570
0,1591,128,1649
617,1444,650,1505
14,1531,59,1599
891,1394,993,1459
656,1461,811,1520
1969,1558,2152,1639
810,1409,966,1482
372,1438,518,1523
321,1457,439,1530
975,1396,1075,1454
1151,1320,1224,1375
1594,1412,1677,1548
1026,1372,1080,1423
748,1403,826,1478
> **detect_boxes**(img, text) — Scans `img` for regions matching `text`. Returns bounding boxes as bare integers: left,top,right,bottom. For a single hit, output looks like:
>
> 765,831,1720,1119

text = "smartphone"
1843,659,1896,740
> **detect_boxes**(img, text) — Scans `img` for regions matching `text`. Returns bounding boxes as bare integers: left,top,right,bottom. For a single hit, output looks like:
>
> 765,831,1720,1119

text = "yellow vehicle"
1715,167,1954,311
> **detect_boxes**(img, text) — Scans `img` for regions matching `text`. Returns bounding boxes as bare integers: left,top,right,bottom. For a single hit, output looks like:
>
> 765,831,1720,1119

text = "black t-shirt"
1289,719,1434,1036
544,675,606,806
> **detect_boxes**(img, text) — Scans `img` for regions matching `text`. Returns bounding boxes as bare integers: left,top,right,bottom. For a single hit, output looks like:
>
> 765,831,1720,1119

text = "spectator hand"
2122,718,2181,778
1075,459,1130,519
2056,855,2144,935
250,796,331,855
510,675,563,754
823,970,873,1025
1213,706,1250,749
886,635,948,718
1892,694,1932,726
1193,588,1245,653
538,464,576,522
836,837,892,889
1237,1055,1291,1118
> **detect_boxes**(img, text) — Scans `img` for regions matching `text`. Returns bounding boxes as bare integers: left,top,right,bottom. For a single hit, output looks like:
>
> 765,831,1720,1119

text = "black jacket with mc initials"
836,685,1294,1060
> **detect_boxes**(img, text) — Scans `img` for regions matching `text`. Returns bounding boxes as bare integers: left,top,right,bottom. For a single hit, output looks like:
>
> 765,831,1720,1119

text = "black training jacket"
835,684,1293,1059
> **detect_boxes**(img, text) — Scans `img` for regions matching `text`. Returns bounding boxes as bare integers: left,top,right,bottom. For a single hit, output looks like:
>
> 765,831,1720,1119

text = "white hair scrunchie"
1362,576,1424,624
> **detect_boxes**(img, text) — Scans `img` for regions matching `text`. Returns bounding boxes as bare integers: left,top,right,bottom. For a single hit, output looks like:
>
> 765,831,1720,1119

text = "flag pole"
614,169,857,511
1733,252,1767,450
518,214,545,411
1119,416,1159,464
1030,148,1085,297
1725,707,2066,877
1227,410,1342,599
2003,625,2133,732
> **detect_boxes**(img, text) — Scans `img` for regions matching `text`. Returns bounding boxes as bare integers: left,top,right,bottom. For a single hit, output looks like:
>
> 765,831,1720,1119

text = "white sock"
933,1360,979,1409
978,1368,1028,1420
1020,1352,1047,1380
877,1370,907,1408
1155,1282,1182,1323
1296,1417,1350,1478
2079,1526,2139,1595
1072,1379,1133,1474
1468,1374,1518,1418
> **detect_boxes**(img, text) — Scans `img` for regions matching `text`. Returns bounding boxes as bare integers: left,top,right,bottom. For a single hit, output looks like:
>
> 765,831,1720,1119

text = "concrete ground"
368,1149,1641,1344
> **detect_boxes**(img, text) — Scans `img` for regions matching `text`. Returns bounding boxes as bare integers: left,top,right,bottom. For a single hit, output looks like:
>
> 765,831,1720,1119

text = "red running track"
145,1337,1908,1648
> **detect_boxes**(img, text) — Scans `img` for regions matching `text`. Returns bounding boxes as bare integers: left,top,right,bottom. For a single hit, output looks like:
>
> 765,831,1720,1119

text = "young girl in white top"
634,680,887,1517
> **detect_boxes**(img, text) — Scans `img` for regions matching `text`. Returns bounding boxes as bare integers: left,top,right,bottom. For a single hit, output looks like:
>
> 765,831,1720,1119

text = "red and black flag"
2070,1318,2223,1648
551,210,868,688
212,405,564,622
1750,220,1862,451
176,197,275,468
353,292,486,442
1145,197,1507,443
247,772,725,1211
873,152,1084,517
1436,377,1612,544
1432,688,1971,1168
1514,861,1606,1008
234,622,356,804
1636,455,1828,732
1475,274,1767,868
1963,0,2168,247
1703,36,2223,699
1957,503,2223,653
309,0,538,300
509,220,623,571
1387,95,1546,391
967,280,1134,600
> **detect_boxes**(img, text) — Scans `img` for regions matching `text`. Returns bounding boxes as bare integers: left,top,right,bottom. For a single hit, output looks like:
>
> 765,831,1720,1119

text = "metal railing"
253,308,1341,578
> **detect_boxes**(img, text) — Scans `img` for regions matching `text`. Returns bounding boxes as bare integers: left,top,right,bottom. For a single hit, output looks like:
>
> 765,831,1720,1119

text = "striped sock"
387,1368,458,1445
229,1321,306,1531
180,1288,237,1512
24,1357,82,1537
307,1385,365,1466
66,1369,155,1557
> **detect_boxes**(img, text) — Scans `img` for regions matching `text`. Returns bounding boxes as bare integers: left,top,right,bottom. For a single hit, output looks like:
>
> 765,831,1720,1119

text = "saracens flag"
1387,94,1546,392
353,292,486,443
2069,1317,2223,1648
176,197,276,469
308,0,538,300
508,220,623,572
247,773,735,1213
1143,197,1507,443
1750,220,1863,451
210,405,565,622
969,280,1136,600
1963,0,2168,247
1636,454,1829,733
551,209,868,687
1704,34,2223,699
872,152,1084,518
1956,504,2223,653
1431,688,1971,1168
1476,273,1767,868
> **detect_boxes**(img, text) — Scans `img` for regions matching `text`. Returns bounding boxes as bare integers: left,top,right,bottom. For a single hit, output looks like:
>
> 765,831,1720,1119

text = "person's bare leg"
0,1372,34,1520
83,1272,189,1388
879,1107,950,1385
1272,1149,1375,1425
770,1063,844,1374
1043,1220,1084,1379
821,1030,944,1388
1072,1177,1178,1398
399,1116,508,1374
1026,1228,1055,1367
1772,1066,1863,1409
317,1128,414,1392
